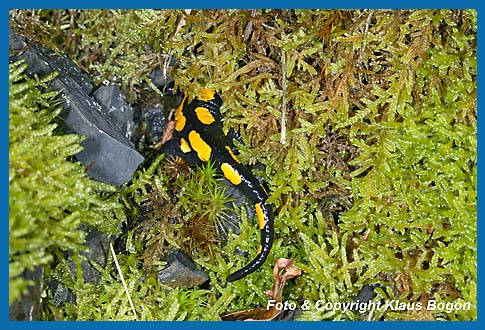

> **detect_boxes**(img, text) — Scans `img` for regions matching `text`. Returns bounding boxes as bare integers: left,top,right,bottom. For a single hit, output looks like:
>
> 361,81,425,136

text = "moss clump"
119,154,234,274
9,60,123,306
57,155,235,320
53,250,216,320
292,10,476,320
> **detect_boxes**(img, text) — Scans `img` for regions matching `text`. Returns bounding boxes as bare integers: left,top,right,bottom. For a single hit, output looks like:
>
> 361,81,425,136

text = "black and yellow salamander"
161,88,274,282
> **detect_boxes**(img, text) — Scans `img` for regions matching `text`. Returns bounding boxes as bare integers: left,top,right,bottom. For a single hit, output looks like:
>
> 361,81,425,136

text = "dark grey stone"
53,228,112,306
75,229,112,283
9,31,92,95
354,284,380,303
9,31,144,186
149,67,174,89
92,85,135,139
157,251,209,288
52,282,75,307
9,28,27,51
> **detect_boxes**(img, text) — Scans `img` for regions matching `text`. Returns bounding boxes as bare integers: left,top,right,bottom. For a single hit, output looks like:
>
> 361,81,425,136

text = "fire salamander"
162,88,274,282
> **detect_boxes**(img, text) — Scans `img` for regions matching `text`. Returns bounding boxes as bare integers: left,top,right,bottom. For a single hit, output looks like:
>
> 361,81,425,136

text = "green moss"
119,155,234,272
9,9,476,321
55,252,218,320
9,60,123,307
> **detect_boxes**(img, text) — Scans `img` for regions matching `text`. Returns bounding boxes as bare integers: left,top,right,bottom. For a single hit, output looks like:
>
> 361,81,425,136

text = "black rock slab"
9,30,93,95
74,228,112,284
52,228,112,307
157,251,209,288
58,84,144,186
9,31,144,186
92,84,135,139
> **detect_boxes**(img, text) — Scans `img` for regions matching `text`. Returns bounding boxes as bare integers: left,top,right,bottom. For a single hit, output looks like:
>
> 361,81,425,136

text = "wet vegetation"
9,9,476,320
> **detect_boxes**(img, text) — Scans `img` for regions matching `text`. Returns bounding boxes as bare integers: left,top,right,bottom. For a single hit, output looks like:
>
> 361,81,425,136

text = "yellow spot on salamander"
188,131,212,161
195,107,215,125
175,112,186,131
255,203,266,230
257,245,262,254
221,163,242,185
174,94,188,132
198,88,216,101
180,138,191,153
225,146,239,162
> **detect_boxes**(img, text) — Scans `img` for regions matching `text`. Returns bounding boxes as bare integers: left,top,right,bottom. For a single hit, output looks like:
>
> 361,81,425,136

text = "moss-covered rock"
9,60,123,307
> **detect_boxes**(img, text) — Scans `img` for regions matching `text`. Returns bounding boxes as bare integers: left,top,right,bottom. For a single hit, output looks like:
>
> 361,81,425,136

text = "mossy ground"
9,9,476,320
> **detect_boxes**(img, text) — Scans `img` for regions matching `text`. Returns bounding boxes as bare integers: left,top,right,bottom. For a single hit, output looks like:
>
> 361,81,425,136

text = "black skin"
162,90,274,282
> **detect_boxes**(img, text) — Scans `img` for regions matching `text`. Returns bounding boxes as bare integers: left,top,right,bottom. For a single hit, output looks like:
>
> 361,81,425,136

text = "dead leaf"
221,258,302,321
